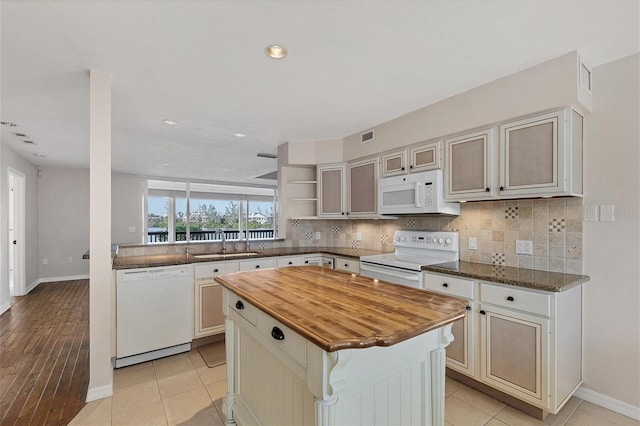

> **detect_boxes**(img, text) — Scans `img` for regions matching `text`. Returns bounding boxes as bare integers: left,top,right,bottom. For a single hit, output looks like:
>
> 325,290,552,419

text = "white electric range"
360,230,459,289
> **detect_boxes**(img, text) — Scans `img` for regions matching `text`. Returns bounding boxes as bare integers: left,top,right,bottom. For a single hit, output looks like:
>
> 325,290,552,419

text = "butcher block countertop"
215,266,468,353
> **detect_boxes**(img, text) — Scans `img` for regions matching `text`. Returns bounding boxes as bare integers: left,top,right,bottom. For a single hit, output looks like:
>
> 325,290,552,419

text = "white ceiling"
1,0,638,186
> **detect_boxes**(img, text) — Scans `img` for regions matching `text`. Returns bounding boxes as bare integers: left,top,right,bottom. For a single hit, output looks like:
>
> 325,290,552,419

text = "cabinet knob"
442,283,449,288
506,296,515,302
213,268,219,273
346,212,349,215
403,177,406,181
341,212,345,215
465,306,472,311
255,265,260,269
288,261,293,265
485,187,491,192
480,310,486,315
235,301,244,310
401,167,405,171
305,261,309,264
344,263,349,267
499,186,505,191
409,165,414,169
271,327,285,341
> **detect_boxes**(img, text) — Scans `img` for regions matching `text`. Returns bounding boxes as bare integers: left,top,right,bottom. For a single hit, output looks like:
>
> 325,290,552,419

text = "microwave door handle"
415,182,421,207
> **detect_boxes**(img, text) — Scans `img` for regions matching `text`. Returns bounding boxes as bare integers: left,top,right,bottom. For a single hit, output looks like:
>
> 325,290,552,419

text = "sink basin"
194,252,259,259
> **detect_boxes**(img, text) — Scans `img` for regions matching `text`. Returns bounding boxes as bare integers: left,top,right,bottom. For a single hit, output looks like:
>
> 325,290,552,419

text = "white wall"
111,173,144,244
0,145,40,294
342,52,587,161
582,53,639,410
38,167,89,279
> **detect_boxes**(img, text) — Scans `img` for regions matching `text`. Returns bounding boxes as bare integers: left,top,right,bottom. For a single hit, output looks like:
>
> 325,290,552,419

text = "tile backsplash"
119,198,582,274
288,197,583,274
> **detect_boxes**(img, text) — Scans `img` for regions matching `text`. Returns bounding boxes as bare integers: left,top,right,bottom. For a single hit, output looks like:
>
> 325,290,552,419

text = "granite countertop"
111,247,391,270
216,266,467,352
82,244,119,260
423,261,590,292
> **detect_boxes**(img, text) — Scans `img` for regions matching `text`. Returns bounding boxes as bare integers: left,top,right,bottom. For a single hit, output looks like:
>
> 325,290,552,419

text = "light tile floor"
71,350,639,425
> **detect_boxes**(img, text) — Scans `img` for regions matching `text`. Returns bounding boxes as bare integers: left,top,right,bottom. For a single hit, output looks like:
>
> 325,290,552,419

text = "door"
347,158,378,218
8,169,26,297
480,305,550,408
499,109,566,196
317,163,346,217
445,129,494,201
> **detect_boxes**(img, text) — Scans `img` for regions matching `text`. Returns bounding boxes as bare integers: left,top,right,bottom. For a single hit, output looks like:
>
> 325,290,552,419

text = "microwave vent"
361,130,375,144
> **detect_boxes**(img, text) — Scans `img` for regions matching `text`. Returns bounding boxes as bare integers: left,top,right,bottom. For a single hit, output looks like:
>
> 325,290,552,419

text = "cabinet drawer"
276,256,306,268
334,256,359,274
228,294,259,326
239,258,277,271
257,311,307,367
424,273,474,299
480,283,550,317
195,261,237,280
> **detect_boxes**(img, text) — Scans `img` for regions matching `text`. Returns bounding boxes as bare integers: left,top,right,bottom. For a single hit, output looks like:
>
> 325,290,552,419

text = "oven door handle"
360,263,421,281
414,181,421,207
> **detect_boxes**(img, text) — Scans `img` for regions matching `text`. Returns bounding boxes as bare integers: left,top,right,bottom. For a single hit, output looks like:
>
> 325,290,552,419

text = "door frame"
8,168,26,296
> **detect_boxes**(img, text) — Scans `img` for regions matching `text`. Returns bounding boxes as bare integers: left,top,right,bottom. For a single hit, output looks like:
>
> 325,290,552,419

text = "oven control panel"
393,230,459,250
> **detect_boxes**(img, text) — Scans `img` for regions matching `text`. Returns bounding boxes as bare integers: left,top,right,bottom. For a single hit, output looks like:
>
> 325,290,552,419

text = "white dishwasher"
116,265,193,368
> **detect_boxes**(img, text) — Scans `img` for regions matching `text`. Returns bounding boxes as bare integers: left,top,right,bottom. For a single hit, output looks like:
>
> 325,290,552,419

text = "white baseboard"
85,383,113,402
25,279,42,294
38,274,90,284
575,386,640,421
0,302,10,316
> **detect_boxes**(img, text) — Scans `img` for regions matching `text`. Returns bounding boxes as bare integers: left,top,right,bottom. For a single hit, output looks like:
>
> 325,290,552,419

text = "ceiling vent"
361,129,375,144
256,153,277,159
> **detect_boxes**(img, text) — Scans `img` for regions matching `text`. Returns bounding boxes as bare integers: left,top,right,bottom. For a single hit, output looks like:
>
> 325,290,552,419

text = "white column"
222,317,237,425
431,324,454,426
87,69,113,401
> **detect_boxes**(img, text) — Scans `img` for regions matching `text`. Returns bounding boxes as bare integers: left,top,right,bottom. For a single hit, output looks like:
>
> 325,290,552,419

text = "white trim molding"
85,383,113,402
0,302,10,316
574,386,640,421
25,275,90,295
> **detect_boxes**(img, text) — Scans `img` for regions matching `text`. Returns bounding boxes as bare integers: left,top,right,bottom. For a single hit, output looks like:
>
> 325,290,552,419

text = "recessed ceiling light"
1,121,17,127
233,132,247,138
33,152,47,158
265,44,287,59
162,162,173,166
162,119,179,125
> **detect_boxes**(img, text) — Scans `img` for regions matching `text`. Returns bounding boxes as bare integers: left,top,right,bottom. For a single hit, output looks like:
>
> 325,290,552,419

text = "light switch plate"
315,232,321,240
583,205,598,222
469,237,478,250
516,240,533,255
356,232,362,241
600,205,615,222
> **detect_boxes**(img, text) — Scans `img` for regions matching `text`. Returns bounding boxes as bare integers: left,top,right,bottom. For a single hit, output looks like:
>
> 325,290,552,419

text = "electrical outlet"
583,205,599,222
67,256,73,263
600,205,615,222
356,232,362,241
128,226,136,233
469,237,478,250
315,232,321,240
43,258,48,265
516,240,533,255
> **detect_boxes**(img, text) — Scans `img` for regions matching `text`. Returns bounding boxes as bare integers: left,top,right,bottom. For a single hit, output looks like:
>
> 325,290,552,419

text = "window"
146,180,277,244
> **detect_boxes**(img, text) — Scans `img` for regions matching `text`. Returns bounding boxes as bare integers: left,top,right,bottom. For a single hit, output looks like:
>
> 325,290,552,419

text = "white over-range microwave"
378,169,460,215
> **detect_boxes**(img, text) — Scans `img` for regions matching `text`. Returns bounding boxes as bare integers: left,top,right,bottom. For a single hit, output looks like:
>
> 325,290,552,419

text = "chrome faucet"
218,228,226,253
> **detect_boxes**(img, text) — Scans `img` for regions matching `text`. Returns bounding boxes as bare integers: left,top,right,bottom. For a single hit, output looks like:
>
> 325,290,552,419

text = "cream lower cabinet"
222,288,454,426
424,272,583,415
194,261,238,338
334,256,359,274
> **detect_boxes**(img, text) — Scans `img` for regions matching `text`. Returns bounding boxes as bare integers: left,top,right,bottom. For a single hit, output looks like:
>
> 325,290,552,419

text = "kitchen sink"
194,252,259,259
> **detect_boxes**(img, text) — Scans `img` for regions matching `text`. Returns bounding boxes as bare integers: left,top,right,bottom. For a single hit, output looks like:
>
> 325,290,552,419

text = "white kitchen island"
215,266,467,426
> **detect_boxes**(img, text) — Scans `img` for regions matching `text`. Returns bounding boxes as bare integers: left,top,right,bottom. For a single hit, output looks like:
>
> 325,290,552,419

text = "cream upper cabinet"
347,157,378,218
445,129,495,201
317,163,347,218
499,108,583,197
380,140,441,177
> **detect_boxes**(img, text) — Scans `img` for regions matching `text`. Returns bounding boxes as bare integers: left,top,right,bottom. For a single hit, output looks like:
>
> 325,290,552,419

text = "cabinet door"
410,141,441,172
347,158,378,218
317,163,346,217
480,306,550,409
195,282,225,337
447,306,475,377
334,256,359,274
445,129,494,200
381,150,407,177
238,258,277,271
276,256,306,267
500,109,566,196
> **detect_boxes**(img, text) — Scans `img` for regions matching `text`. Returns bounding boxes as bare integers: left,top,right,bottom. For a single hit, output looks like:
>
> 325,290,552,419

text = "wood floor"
0,280,89,425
